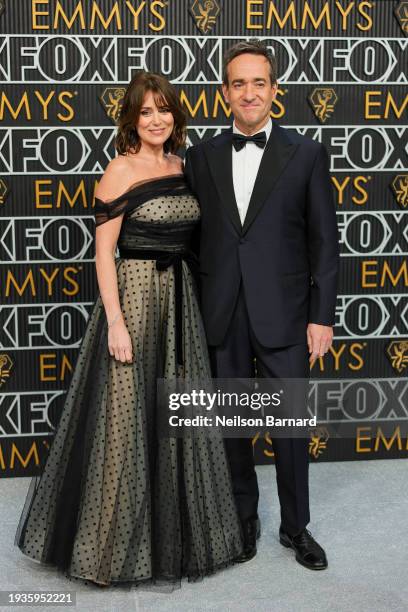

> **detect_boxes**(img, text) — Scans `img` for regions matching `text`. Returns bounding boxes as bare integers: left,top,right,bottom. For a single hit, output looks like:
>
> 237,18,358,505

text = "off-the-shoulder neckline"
95,172,185,205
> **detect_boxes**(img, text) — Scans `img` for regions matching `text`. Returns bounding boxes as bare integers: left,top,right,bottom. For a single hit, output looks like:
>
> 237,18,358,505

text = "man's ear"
221,82,229,103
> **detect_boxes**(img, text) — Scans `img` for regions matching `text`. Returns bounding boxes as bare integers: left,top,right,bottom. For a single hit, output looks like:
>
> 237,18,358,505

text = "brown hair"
223,39,278,86
115,72,186,155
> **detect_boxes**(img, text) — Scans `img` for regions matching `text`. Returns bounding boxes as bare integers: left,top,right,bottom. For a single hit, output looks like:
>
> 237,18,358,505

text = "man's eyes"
233,82,265,89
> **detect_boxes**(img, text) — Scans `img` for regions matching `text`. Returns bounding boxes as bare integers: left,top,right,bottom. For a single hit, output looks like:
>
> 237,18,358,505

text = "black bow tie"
232,131,267,151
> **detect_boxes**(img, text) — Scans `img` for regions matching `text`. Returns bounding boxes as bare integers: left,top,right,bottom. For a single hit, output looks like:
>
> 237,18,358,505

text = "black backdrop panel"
0,1,407,475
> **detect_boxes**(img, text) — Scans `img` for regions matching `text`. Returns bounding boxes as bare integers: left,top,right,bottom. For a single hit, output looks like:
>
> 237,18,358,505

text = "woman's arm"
95,157,134,363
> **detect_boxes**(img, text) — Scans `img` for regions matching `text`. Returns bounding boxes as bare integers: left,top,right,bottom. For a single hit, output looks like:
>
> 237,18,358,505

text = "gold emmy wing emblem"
391,175,408,209
308,426,330,459
309,88,338,124
252,431,274,458
0,354,13,387
0,2,5,17
190,0,221,33
0,178,9,205
386,340,408,374
395,2,408,35
100,87,126,123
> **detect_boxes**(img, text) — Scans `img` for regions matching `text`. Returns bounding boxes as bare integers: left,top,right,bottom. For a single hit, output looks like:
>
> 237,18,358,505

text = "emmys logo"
395,1,408,35
0,178,9,205
391,175,408,209
309,426,329,459
0,1,5,17
100,87,126,123
386,340,408,374
252,430,274,458
0,354,13,387
308,88,338,123
253,427,329,460
190,0,220,33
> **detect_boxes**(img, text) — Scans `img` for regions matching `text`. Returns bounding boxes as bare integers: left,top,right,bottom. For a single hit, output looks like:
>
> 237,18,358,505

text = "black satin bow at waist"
118,248,199,367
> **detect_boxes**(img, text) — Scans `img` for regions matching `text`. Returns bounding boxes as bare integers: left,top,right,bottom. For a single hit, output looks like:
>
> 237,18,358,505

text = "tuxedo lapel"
204,130,242,235
241,122,298,235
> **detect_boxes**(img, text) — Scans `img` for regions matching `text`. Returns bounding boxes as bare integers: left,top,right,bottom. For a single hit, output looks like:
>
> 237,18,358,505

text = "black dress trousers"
209,285,310,536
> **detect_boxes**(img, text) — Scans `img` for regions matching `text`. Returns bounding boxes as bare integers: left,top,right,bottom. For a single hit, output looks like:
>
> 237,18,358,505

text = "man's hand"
307,323,333,365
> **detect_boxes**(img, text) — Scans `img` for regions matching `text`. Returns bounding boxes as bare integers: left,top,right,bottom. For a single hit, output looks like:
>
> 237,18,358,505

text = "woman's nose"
151,112,162,124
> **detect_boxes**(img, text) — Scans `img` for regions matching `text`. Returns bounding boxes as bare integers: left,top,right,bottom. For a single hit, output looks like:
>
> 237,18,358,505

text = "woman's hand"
108,318,133,363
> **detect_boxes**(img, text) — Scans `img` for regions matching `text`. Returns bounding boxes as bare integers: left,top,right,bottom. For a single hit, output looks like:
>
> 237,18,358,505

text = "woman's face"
136,90,174,149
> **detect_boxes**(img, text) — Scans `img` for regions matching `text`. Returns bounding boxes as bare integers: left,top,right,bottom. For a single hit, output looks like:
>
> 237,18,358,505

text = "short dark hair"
223,39,277,86
115,72,186,155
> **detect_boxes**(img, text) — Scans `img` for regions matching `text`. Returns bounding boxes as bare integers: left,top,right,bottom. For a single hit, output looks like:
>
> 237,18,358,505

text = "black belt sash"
118,248,199,366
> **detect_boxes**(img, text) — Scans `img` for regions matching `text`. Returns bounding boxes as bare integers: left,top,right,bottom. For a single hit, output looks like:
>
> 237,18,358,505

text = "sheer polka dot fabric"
15,175,243,587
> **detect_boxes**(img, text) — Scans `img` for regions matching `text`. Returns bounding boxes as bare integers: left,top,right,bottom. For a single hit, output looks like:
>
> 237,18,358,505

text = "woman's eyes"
140,108,171,116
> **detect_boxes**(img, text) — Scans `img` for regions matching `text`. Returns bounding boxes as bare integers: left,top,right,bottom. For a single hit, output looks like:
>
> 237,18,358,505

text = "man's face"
222,53,278,135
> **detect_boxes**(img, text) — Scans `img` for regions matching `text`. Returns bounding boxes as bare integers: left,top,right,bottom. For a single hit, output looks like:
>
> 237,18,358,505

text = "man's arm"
306,143,340,362
184,145,197,194
184,146,201,257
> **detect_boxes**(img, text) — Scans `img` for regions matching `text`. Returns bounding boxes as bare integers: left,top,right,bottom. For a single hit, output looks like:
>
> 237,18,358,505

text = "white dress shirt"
232,118,272,225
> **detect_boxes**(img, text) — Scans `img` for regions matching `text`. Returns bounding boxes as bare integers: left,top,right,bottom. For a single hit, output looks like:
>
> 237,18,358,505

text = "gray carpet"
1,460,407,612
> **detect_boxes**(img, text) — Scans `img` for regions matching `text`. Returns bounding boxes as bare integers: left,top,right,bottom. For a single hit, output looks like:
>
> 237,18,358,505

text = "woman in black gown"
15,72,243,587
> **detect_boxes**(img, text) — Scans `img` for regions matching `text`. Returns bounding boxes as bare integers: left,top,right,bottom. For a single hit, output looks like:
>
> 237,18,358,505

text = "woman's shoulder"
95,156,137,202
166,153,183,172
95,153,185,205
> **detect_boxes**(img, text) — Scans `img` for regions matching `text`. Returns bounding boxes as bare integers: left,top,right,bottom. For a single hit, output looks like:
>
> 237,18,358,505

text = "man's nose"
242,84,256,100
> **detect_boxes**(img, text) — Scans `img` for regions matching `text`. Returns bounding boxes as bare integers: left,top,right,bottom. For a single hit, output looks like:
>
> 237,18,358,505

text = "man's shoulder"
275,123,322,153
188,129,231,153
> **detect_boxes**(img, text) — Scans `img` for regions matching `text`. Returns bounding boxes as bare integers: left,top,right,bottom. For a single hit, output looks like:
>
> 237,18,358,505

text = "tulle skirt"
15,258,243,587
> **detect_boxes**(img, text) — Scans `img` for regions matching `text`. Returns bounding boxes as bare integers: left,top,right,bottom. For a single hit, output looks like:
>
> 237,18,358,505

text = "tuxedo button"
239,238,246,244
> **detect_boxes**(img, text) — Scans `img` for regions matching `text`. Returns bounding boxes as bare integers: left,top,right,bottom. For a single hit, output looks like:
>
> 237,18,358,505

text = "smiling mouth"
149,128,166,133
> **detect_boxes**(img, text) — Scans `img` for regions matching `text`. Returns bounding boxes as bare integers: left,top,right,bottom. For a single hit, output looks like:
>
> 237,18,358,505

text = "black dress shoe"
279,527,328,570
235,518,260,563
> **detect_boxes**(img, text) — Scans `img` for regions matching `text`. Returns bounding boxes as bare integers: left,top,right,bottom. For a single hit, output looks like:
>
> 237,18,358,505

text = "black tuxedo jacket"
184,121,339,348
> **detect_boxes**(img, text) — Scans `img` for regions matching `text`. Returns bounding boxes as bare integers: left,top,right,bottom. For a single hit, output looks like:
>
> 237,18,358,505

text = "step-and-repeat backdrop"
0,1,407,476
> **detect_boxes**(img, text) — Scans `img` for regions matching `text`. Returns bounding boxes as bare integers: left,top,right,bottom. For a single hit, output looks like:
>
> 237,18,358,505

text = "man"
184,40,339,569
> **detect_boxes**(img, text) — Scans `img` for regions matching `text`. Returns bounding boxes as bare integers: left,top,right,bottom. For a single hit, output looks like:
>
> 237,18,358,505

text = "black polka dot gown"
15,174,243,587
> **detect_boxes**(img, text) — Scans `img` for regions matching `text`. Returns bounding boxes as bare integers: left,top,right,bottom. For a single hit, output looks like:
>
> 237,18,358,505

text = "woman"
15,72,243,587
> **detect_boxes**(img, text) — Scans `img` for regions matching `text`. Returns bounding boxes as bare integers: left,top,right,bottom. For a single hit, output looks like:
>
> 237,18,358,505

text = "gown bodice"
94,174,199,253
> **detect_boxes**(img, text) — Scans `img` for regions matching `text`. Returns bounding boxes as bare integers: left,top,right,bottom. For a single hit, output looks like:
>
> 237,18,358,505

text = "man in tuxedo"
184,40,339,569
